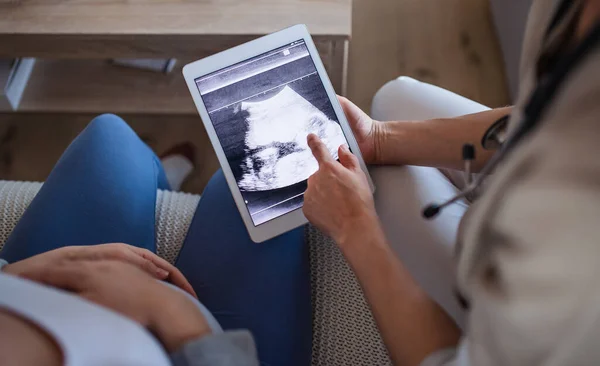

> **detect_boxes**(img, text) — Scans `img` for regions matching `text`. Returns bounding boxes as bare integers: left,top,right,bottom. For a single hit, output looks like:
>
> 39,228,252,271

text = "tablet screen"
195,39,349,226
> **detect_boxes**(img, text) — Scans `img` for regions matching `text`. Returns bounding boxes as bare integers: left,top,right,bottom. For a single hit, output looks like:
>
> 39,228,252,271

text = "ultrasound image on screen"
196,40,347,226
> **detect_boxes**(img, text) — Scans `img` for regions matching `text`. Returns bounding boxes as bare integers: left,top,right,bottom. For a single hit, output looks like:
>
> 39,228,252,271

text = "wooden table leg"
329,39,349,96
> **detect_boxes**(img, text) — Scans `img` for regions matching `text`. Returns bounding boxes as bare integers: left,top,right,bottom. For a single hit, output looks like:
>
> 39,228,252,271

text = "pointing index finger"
307,134,334,165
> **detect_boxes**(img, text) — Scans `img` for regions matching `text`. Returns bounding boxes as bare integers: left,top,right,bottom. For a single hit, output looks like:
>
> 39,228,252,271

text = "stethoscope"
422,3,600,220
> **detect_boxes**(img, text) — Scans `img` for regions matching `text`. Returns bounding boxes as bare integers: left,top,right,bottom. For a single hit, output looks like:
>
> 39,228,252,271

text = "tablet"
183,24,374,243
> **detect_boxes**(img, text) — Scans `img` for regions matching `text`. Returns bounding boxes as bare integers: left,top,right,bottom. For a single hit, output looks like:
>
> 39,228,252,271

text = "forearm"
0,309,63,366
340,223,460,366
375,107,512,171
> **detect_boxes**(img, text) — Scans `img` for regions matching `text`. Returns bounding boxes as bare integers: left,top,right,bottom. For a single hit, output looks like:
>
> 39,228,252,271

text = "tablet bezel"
183,24,374,243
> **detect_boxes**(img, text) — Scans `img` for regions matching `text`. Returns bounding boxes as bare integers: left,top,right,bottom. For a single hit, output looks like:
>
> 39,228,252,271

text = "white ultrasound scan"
196,40,348,226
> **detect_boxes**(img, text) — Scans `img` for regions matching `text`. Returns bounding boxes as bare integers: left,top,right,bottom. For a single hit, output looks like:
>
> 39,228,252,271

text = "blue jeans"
0,114,311,366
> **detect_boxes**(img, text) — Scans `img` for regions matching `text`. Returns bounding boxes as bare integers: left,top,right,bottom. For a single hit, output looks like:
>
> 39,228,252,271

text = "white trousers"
369,77,489,328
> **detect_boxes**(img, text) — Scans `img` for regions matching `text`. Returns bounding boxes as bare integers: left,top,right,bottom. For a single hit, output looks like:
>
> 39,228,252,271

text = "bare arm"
0,309,63,366
375,107,512,171
304,135,461,366
341,222,461,366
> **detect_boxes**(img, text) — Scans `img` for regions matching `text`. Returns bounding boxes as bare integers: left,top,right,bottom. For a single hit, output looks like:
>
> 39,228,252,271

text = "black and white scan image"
196,40,347,226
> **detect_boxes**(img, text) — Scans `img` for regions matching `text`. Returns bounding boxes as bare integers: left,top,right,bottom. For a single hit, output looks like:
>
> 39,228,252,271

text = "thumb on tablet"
338,144,359,171
307,134,333,165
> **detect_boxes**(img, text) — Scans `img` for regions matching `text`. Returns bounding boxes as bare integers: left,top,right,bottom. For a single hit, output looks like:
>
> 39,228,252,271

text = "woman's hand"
338,96,383,164
2,243,196,298
303,134,381,247
23,259,210,353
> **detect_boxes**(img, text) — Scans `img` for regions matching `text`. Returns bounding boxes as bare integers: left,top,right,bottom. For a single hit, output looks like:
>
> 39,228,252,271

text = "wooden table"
0,0,352,114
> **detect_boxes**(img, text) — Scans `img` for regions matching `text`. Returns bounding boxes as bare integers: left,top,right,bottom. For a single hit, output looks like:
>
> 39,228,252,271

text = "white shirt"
0,271,171,366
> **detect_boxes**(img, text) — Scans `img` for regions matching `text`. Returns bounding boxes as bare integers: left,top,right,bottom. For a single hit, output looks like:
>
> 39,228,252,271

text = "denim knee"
84,114,139,145
88,113,129,131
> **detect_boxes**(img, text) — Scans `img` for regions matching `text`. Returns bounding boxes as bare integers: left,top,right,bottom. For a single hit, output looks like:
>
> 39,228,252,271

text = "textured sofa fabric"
0,181,200,264
0,180,391,366
490,0,534,100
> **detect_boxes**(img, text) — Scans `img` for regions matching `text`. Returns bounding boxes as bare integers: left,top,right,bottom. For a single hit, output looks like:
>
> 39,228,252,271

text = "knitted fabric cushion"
0,181,42,248
306,224,391,365
0,180,391,365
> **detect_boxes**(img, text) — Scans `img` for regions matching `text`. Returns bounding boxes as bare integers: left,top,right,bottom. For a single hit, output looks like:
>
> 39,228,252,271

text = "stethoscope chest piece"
481,115,511,150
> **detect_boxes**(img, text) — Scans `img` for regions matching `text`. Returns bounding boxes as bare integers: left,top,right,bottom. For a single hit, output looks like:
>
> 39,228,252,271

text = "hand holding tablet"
183,25,374,242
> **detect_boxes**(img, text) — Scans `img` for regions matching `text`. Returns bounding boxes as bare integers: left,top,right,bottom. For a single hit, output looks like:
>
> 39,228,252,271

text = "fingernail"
342,144,349,151
157,269,169,278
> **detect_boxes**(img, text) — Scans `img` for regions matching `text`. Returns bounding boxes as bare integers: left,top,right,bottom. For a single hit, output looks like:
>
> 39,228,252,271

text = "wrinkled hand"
23,260,210,352
3,243,196,298
303,134,380,247
338,96,382,164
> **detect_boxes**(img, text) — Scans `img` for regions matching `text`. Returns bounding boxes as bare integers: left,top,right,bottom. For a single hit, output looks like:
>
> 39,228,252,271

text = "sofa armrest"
0,181,200,264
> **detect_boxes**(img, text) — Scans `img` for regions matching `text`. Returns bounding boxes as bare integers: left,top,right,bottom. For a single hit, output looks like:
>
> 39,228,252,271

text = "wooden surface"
20,60,196,114
0,0,351,37
0,0,352,60
1,0,352,111
329,40,350,97
0,34,347,59
347,0,510,111
16,40,345,114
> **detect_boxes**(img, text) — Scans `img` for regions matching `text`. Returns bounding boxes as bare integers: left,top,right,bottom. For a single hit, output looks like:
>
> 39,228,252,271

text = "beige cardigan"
448,0,600,365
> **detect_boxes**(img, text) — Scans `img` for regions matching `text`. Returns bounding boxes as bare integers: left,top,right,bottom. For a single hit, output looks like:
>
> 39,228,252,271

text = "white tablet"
183,24,374,243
